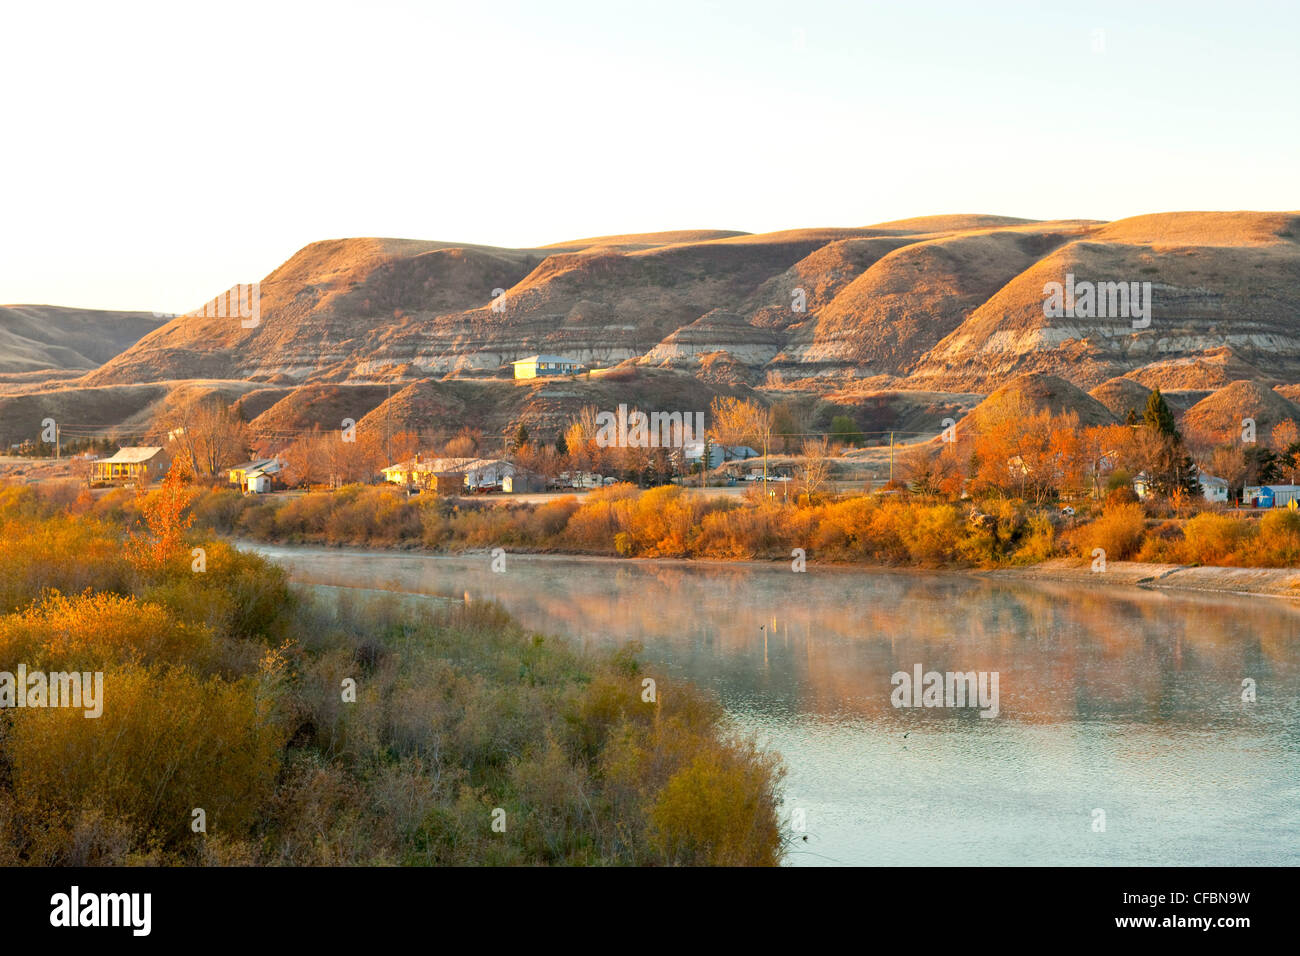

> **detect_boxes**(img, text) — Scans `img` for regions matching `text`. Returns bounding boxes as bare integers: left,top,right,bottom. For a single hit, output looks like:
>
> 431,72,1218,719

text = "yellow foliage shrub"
1077,503,1147,562
7,666,284,845
0,592,214,671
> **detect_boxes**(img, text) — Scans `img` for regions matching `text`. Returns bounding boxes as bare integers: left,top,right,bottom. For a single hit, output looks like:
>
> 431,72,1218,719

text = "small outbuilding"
229,457,283,493
502,469,546,493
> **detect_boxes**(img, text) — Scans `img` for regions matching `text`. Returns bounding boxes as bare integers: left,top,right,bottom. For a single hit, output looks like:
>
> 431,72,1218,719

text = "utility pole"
888,431,894,485
386,381,392,466
55,423,60,461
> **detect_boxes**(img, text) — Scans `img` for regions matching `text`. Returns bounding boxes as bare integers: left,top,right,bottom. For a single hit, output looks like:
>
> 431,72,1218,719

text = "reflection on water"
249,544,1300,866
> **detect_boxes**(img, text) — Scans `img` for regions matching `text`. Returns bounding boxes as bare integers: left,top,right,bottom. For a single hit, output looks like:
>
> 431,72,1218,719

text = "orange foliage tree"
128,458,197,570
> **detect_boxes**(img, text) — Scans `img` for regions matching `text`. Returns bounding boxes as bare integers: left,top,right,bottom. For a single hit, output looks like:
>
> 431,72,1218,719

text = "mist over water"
249,544,1300,866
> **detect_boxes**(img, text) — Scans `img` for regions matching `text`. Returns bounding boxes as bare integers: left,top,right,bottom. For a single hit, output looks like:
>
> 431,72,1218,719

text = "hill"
0,305,167,375
73,212,1300,394
958,373,1118,435
1180,380,1300,443
7,211,1300,451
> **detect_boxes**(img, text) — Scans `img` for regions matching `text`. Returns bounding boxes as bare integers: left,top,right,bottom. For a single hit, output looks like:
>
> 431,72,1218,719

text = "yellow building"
91,446,170,485
228,457,283,493
509,354,583,379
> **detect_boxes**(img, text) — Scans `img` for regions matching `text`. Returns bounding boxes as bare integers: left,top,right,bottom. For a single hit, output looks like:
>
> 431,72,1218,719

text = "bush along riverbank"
112,479,1300,573
0,479,785,865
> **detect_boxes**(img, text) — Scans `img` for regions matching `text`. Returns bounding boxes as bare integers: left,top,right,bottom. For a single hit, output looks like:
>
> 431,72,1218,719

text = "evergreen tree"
508,423,529,453
1143,389,1177,437
1176,451,1200,497
1125,407,1139,426
1244,445,1281,485
1139,389,1196,497
829,415,864,447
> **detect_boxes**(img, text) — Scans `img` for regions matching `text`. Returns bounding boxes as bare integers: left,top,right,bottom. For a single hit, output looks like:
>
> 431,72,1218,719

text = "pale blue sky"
2,0,1296,312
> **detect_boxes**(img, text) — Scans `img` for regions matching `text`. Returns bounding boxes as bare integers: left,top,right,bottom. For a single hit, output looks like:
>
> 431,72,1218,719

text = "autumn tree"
770,401,809,453
562,406,607,483
280,424,386,489
128,457,197,570
166,398,250,482
388,429,420,467
514,440,563,485
443,426,481,459
964,394,1088,503
796,437,833,498
1081,423,1138,497
1134,388,1198,498
1209,444,1248,499
709,397,773,477
1270,419,1300,483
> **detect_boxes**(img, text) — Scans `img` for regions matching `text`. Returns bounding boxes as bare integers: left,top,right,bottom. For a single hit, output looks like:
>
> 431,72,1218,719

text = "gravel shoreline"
985,558,1300,599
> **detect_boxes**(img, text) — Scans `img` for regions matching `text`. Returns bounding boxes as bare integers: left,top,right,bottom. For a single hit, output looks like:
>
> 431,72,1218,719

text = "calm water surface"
248,544,1300,866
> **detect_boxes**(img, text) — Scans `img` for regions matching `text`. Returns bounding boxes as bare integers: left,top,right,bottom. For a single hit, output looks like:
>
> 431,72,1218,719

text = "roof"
433,459,524,480
231,457,278,473
510,354,583,365
383,456,477,474
99,446,165,464
683,442,759,456
445,457,514,474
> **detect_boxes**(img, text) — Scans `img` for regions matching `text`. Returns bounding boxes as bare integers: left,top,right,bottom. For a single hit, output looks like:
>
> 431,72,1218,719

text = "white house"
1138,472,1234,504
383,455,523,492
1197,474,1229,503
382,456,475,488
682,441,760,469
458,458,518,489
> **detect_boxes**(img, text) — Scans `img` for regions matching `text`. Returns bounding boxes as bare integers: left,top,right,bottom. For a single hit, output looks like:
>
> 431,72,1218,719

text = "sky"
2,0,1297,313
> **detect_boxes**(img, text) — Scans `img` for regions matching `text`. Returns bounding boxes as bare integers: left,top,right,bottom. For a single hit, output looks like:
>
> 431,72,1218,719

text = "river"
246,543,1300,866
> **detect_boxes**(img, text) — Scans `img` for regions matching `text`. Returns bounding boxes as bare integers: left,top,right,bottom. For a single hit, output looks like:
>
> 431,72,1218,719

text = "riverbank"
0,503,788,866
237,535,1300,867
239,538,1300,603
986,558,1300,599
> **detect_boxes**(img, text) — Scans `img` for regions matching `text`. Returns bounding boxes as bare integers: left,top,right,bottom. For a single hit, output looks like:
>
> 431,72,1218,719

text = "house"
91,446,170,485
382,456,475,490
383,456,524,493
229,457,283,494
458,458,520,490
1197,474,1229,504
509,354,584,379
556,470,604,489
682,441,760,469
